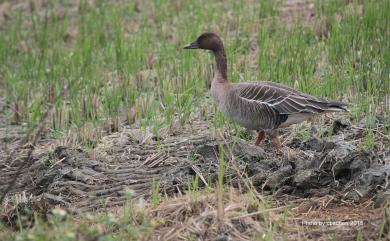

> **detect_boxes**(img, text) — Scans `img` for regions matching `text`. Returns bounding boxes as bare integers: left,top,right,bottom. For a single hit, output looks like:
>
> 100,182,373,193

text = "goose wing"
235,82,347,115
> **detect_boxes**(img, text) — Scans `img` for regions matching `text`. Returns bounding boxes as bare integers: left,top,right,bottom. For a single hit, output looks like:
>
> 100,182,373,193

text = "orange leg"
255,130,265,146
270,136,283,150
269,130,283,150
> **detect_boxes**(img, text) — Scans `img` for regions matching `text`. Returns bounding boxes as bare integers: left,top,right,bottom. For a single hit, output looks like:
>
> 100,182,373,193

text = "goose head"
183,32,223,52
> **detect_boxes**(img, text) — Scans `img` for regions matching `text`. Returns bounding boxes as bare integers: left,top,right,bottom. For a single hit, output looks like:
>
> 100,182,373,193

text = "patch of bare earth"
1,114,389,240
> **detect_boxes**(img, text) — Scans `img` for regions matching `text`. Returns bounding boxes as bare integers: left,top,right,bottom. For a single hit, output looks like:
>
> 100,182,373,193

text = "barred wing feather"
235,82,347,115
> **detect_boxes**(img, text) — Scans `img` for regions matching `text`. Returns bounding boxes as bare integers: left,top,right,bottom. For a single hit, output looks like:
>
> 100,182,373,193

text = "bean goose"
183,32,347,149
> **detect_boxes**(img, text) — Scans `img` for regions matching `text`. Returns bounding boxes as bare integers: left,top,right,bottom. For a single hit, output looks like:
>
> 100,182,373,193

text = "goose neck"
213,49,228,83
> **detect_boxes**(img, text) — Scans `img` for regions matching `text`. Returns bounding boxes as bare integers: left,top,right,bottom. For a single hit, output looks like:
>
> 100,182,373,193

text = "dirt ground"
1,113,390,240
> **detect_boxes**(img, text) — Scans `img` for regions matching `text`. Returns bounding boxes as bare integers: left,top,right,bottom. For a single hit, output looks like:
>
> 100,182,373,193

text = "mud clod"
303,137,335,152
265,164,293,189
347,164,390,201
332,118,351,134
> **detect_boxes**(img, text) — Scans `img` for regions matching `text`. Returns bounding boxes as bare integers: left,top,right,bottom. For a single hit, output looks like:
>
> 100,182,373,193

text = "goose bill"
183,41,200,49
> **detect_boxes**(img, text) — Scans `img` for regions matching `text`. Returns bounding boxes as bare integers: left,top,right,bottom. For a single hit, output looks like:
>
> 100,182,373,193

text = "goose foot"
270,136,283,150
269,129,283,150
255,130,265,146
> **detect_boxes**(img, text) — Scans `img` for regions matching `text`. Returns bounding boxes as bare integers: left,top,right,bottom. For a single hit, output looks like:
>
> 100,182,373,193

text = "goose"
183,32,347,149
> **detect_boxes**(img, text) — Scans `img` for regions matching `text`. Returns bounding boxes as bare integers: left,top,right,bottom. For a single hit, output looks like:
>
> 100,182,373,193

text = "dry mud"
1,117,389,220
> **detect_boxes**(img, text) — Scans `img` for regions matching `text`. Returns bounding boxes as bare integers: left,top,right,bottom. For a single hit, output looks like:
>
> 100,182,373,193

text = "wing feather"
235,82,347,115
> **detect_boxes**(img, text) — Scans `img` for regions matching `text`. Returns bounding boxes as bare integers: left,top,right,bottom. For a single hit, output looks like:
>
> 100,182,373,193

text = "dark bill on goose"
183,40,200,49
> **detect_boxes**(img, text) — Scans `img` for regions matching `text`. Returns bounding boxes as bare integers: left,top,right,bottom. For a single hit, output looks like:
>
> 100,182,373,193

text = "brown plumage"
184,32,347,149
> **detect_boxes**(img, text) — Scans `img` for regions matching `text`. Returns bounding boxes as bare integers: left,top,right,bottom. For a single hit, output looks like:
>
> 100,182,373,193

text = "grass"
0,0,389,240
0,188,287,241
0,205,154,241
1,0,389,148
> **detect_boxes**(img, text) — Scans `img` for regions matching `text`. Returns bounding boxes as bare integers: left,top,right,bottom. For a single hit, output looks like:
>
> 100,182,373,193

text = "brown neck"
213,48,228,82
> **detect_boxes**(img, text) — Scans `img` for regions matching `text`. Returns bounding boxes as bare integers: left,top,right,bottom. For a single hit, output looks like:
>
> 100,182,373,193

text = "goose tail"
325,100,348,112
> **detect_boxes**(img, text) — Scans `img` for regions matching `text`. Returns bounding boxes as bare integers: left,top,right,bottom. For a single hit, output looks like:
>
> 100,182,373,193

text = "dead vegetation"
1,113,390,240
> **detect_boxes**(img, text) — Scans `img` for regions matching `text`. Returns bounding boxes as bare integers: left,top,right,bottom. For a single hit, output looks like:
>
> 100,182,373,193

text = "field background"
0,0,389,240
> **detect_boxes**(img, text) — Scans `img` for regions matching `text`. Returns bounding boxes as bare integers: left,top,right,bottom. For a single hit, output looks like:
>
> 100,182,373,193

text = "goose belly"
219,104,271,130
